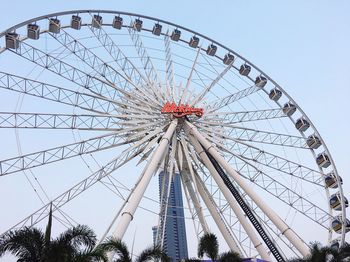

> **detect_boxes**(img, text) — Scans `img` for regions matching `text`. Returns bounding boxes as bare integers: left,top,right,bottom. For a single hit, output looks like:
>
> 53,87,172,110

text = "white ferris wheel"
0,10,348,261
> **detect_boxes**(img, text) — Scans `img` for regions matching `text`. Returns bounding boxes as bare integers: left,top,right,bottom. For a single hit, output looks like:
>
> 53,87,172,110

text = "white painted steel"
187,133,271,261
112,119,177,239
185,121,311,258
191,160,243,256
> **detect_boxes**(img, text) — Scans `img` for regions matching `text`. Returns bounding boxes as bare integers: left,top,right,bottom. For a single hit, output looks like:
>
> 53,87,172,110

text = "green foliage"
198,233,219,260
288,242,350,262
197,232,241,262
218,251,242,262
0,225,101,262
95,237,169,262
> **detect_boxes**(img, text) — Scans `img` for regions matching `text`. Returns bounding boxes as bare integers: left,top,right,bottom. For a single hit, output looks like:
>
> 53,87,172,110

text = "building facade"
153,171,188,261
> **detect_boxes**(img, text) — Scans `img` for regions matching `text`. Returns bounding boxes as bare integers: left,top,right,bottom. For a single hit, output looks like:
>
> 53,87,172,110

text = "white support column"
184,121,310,257
188,134,270,261
180,163,210,234
192,164,243,256
112,119,178,239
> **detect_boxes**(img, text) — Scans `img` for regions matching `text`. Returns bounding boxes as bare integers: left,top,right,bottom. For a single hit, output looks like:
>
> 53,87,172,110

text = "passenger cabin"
134,19,143,32
27,24,40,40
329,193,348,211
255,76,267,88
306,135,321,149
316,153,331,168
295,118,310,132
152,23,162,36
223,53,234,65
189,36,199,48
49,18,61,34
239,64,251,76
332,216,350,234
5,33,19,49
92,15,103,29
206,44,217,56
282,102,296,116
171,29,181,41
269,88,282,101
325,172,343,188
71,15,82,30
112,16,123,30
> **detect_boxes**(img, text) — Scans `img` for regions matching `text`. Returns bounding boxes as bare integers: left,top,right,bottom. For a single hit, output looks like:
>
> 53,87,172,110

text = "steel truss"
0,10,347,262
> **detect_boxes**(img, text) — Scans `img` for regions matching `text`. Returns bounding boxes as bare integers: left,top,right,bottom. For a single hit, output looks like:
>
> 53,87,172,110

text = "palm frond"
135,245,169,262
197,233,219,260
218,251,241,262
0,227,44,261
95,237,131,262
57,224,97,251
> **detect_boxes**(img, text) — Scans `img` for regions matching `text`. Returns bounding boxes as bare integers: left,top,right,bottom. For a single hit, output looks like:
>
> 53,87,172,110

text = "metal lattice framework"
0,10,348,261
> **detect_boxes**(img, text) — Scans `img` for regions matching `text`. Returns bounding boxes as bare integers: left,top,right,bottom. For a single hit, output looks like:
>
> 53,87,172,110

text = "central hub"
161,102,204,118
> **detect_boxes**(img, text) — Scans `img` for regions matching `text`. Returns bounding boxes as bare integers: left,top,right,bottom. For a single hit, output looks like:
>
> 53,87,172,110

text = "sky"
0,0,349,260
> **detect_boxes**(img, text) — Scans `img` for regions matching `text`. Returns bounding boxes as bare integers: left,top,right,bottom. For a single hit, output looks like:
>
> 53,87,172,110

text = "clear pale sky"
0,0,349,260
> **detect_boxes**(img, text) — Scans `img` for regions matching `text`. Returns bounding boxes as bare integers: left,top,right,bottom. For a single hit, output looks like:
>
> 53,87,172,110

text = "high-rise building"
153,171,188,261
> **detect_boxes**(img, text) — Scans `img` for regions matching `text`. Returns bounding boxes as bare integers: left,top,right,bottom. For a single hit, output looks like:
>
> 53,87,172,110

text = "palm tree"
0,205,105,262
198,233,219,261
197,233,241,262
218,251,241,262
338,242,350,261
288,242,350,262
95,237,169,262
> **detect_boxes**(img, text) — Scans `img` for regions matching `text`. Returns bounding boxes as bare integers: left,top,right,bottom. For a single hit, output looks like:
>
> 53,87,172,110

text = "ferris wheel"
0,10,348,261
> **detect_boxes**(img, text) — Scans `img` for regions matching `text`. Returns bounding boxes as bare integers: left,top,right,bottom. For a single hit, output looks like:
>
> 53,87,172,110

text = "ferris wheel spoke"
0,112,121,130
0,71,118,114
177,137,209,234
180,46,201,104
121,124,166,156
127,20,167,103
221,136,323,185
190,60,234,107
186,121,313,257
155,135,175,247
163,32,177,102
8,41,120,101
48,27,160,110
206,84,260,114
222,149,331,228
196,122,308,149
1,138,148,236
191,162,245,256
199,126,323,185
86,23,161,107
225,185,295,259
0,132,130,176
189,134,274,259
112,119,178,239
202,108,287,124
238,194,303,259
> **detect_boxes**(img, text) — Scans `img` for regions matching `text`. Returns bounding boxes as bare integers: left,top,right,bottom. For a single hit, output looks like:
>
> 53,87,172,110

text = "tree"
288,242,350,262
95,237,169,262
0,205,105,262
338,242,350,261
197,233,241,262
218,251,242,262
198,233,219,261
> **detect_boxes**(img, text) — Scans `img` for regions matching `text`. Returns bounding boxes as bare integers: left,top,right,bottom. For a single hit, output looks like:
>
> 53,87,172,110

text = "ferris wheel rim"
0,9,347,258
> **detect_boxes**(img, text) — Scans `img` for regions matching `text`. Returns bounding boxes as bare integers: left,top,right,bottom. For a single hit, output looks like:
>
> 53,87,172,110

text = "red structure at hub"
161,102,204,118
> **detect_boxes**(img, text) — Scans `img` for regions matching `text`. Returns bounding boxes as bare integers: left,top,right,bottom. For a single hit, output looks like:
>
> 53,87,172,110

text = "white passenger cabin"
71,15,82,30
27,24,40,39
